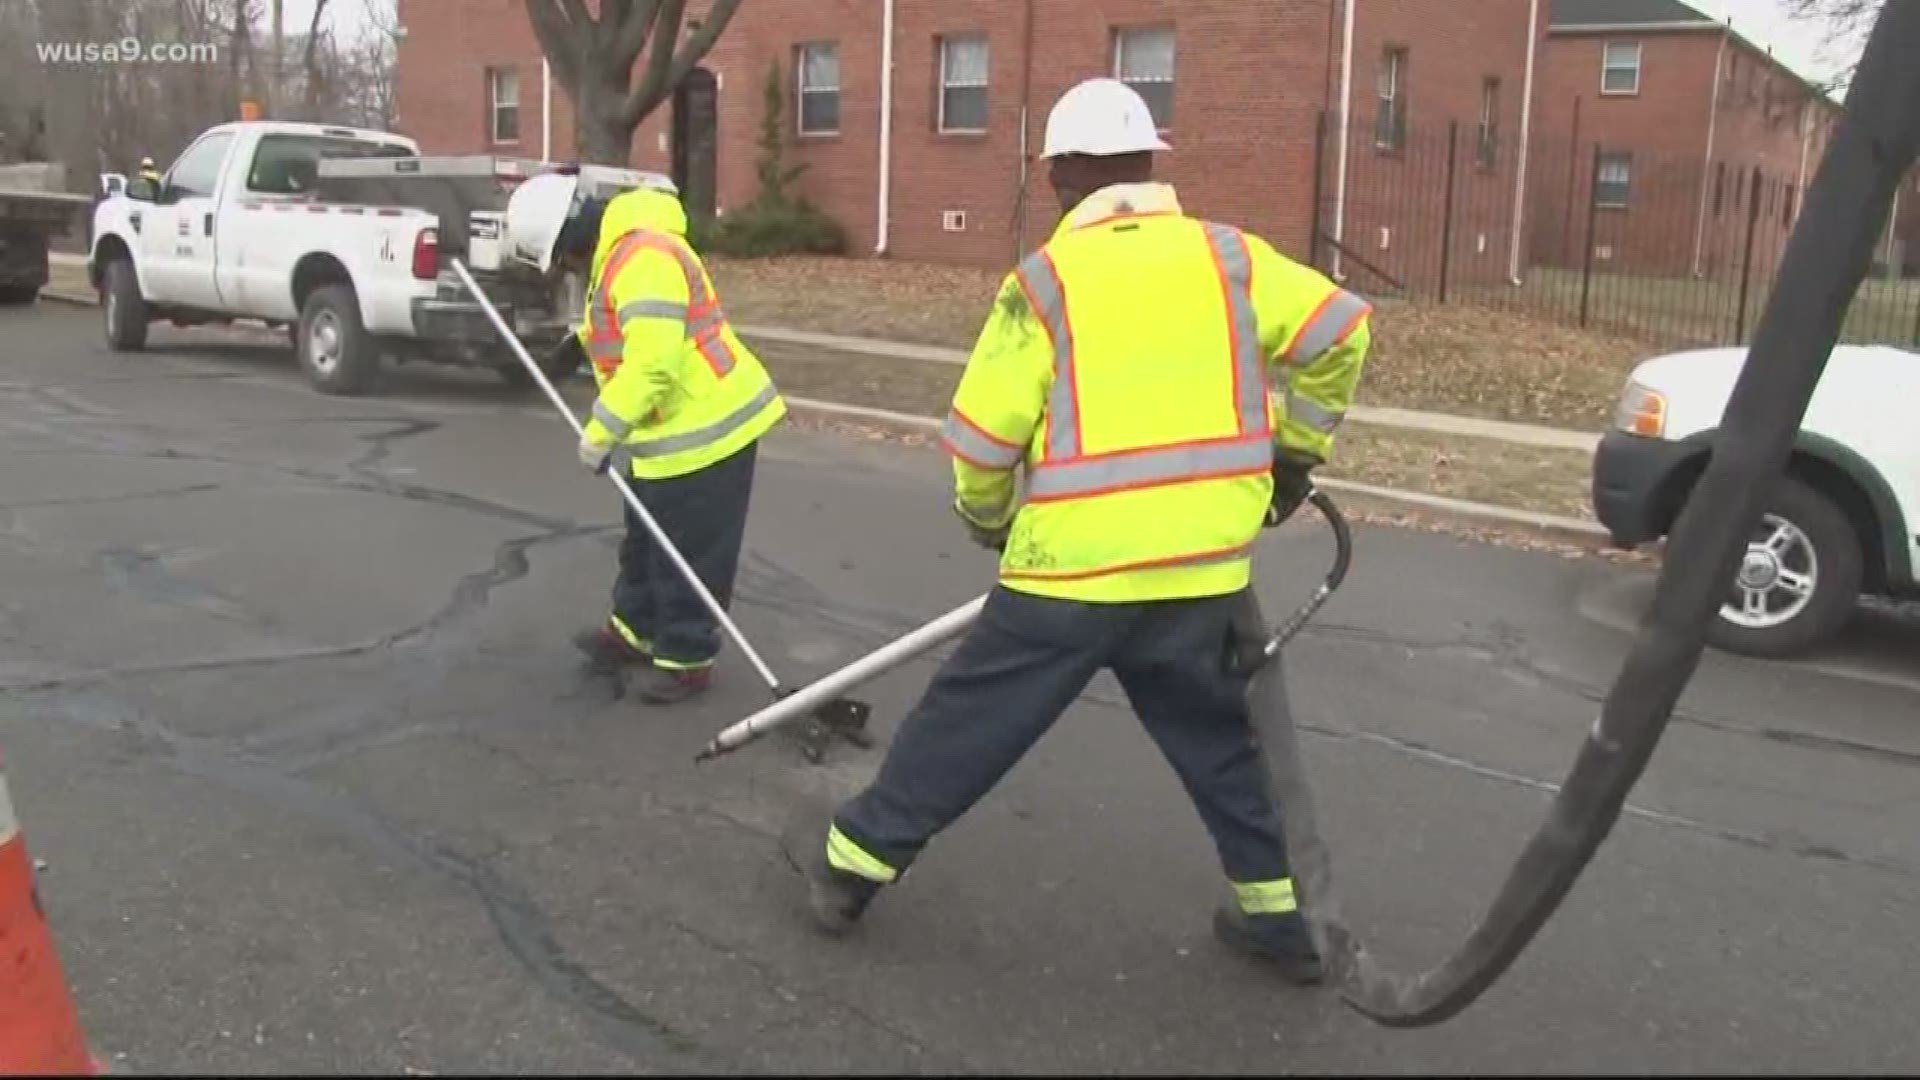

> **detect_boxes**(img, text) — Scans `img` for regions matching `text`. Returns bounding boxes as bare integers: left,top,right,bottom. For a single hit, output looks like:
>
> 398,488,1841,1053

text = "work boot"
1212,904,1325,986
806,853,882,937
635,663,713,705
571,624,651,668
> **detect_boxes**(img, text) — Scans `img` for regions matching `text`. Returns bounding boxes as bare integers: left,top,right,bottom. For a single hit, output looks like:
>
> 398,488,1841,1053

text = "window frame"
1594,151,1633,209
163,132,234,202
1476,76,1500,169
1374,45,1408,153
796,40,843,137
936,33,990,134
1111,25,1175,131
485,66,520,145
1601,41,1642,96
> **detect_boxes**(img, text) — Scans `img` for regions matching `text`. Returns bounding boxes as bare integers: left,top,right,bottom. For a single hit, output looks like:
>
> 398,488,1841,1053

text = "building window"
1476,77,1500,168
487,67,519,144
1594,151,1632,208
1113,26,1174,129
1374,46,1407,151
797,42,841,135
938,34,989,133
1601,41,1641,95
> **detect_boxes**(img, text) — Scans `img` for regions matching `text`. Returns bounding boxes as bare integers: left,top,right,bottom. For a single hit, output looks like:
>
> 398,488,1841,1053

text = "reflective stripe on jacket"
944,182,1371,603
578,187,785,480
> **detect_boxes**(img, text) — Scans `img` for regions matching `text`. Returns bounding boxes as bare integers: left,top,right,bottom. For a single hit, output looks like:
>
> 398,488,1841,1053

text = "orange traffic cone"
0,747,94,1075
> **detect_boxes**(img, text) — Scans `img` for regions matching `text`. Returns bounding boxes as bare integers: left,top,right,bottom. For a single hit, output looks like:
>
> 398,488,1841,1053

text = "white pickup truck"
1592,344,1920,658
88,120,663,395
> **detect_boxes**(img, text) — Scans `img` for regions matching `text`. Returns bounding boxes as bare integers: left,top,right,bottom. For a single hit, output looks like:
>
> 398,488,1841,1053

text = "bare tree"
1785,0,1880,90
524,0,745,164
301,0,332,117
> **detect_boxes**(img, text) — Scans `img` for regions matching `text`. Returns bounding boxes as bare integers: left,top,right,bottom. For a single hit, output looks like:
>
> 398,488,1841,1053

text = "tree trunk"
575,77,634,165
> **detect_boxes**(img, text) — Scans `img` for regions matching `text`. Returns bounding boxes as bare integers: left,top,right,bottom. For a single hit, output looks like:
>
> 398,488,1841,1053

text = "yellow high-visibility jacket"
942,182,1371,603
577,187,786,480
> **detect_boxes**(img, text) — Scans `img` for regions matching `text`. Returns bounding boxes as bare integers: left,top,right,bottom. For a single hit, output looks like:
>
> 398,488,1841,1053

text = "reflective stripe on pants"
831,586,1296,885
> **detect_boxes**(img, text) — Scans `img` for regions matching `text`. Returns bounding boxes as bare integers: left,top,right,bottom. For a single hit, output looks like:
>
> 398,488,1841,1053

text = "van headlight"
1613,381,1668,438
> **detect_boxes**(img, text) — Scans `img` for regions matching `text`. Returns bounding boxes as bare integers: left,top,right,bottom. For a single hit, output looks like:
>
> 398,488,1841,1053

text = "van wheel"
1706,476,1863,659
103,259,149,351
297,284,379,396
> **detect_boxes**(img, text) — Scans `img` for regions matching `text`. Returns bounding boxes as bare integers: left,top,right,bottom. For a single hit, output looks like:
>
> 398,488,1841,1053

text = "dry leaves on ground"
712,256,1657,432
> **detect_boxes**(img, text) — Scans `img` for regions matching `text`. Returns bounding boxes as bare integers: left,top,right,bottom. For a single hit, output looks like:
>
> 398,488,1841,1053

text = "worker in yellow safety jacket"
506,172,786,703
799,79,1371,983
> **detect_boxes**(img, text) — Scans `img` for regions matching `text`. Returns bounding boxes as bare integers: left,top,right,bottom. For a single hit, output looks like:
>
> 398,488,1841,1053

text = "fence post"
1440,120,1459,302
1579,142,1602,329
1309,111,1328,271
1735,165,1765,343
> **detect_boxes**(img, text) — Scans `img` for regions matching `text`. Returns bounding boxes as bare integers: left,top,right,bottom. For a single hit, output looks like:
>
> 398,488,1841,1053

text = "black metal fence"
1306,110,1920,348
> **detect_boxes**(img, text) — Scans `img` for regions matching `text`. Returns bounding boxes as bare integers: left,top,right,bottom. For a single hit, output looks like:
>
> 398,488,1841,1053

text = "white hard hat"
505,172,583,273
1041,78,1171,159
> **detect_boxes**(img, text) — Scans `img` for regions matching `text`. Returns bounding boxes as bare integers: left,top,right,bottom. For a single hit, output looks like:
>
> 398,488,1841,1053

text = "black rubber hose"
1243,3,1920,1029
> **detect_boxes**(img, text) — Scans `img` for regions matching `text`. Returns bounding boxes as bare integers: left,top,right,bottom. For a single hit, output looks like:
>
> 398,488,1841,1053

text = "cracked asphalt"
3,303,1918,1074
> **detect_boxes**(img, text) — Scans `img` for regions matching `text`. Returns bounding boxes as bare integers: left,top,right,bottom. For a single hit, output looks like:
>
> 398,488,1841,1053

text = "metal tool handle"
695,594,988,761
1229,488,1352,676
449,259,786,695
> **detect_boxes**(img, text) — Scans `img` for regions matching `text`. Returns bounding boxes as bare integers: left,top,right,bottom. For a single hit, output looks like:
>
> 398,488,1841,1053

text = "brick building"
1528,0,1840,278
394,0,1546,276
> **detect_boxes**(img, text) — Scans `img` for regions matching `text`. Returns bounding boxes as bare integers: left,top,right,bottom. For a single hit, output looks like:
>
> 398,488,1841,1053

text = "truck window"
245,133,411,196
166,133,234,200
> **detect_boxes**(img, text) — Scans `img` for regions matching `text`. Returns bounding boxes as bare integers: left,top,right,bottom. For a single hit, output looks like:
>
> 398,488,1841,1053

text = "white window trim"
937,34,989,134
796,42,841,136
488,67,520,144
1111,26,1175,132
1375,47,1406,150
1601,41,1642,96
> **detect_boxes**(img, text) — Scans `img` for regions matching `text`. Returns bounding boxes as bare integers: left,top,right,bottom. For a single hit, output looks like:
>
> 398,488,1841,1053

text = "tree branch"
623,0,739,124
620,0,684,125
523,0,586,88
610,0,663,69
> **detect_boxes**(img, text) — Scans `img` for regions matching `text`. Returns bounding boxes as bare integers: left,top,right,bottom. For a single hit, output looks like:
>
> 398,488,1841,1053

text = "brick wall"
1326,0,1545,294
1529,28,1839,278
395,0,1540,275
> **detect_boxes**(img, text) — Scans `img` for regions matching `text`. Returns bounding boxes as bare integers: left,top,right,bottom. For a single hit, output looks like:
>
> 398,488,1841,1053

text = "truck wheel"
297,284,379,396
103,259,149,351
0,285,38,305
1706,476,1863,659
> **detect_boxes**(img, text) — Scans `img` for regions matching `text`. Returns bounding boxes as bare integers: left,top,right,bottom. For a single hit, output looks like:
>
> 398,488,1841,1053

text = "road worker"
506,172,787,704
137,157,161,185
798,78,1372,983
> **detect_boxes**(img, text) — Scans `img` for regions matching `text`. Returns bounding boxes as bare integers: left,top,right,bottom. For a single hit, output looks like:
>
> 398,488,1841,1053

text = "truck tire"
102,259,149,351
297,284,379,396
1706,475,1863,659
0,285,39,305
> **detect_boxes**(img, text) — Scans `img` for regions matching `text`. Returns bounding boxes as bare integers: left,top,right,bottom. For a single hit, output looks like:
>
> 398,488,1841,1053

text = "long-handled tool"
451,259,872,755
696,490,1354,762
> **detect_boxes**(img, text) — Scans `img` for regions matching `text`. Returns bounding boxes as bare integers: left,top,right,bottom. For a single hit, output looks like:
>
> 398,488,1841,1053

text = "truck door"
142,131,232,305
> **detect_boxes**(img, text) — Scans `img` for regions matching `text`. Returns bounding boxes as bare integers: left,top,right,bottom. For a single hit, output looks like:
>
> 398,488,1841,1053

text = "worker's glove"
578,432,617,476
1265,449,1321,528
953,500,1011,553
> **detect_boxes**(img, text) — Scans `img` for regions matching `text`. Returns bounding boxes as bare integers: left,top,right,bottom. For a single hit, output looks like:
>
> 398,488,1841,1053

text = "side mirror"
126,177,159,202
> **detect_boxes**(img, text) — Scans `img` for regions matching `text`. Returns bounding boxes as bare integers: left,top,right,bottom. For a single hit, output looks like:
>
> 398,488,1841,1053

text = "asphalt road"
3,302,1918,1074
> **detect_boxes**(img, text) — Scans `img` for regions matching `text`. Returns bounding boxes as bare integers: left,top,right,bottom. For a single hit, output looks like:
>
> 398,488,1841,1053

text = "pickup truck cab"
1592,344,1920,658
87,120,625,395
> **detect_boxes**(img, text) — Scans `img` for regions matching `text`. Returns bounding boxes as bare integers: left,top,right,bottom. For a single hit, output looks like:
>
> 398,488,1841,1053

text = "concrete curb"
781,396,1610,544
38,290,96,307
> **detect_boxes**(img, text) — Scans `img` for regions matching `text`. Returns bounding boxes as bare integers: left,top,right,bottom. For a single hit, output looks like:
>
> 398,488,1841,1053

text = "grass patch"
713,256,1653,431
755,339,1593,520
